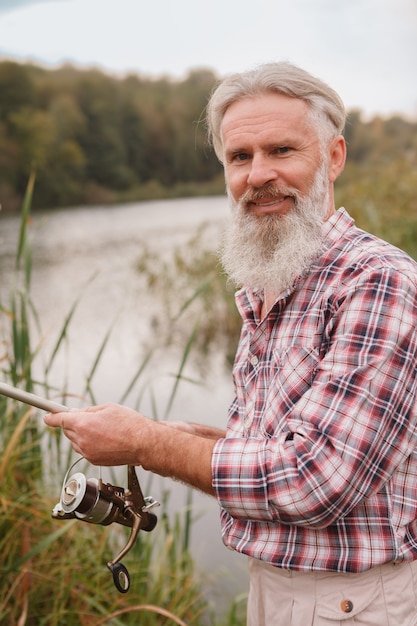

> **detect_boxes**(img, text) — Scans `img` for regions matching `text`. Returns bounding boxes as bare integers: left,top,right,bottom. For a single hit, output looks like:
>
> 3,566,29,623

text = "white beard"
220,162,330,293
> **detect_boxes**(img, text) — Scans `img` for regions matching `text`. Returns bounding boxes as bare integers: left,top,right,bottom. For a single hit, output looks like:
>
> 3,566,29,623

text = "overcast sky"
0,0,416,118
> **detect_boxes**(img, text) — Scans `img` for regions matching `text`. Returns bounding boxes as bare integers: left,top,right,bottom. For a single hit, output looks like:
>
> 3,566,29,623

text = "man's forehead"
221,93,311,144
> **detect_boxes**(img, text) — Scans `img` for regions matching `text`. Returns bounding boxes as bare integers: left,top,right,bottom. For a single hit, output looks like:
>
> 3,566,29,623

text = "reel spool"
55,471,128,526
59,472,118,524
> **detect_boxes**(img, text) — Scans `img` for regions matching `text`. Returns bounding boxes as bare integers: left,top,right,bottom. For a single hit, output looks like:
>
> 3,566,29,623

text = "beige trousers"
247,557,417,625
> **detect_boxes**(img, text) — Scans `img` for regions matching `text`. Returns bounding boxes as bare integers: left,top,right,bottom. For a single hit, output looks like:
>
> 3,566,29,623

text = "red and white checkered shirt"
212,208,417,573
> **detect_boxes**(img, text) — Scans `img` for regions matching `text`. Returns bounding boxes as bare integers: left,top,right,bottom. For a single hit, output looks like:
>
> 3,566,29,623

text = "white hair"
207,61,346,161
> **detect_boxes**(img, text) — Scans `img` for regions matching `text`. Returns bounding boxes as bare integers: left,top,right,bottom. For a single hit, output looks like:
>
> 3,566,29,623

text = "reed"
135,225,242,372
0,179,246,625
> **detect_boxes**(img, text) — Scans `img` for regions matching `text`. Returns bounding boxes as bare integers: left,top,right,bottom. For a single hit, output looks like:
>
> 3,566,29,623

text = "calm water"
1,196,231,395
0,195,249,607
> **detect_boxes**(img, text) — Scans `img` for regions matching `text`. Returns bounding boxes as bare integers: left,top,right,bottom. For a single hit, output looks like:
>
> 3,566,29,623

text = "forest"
0,60,223,211
0,59,417,224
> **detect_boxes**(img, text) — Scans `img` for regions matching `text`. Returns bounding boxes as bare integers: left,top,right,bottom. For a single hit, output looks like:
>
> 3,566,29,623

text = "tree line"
0,59,416,214
0,61,222,211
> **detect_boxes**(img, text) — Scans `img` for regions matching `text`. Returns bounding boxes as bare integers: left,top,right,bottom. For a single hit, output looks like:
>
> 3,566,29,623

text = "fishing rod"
0,382,159,593
0,382,68,413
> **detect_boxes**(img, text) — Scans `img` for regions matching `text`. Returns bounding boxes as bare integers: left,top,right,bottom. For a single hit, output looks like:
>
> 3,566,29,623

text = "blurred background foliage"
338,109,417,259
0,61,223,211
0,60,416,238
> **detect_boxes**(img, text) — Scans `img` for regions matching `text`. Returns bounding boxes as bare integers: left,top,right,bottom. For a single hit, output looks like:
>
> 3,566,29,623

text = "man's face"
220,92,334,221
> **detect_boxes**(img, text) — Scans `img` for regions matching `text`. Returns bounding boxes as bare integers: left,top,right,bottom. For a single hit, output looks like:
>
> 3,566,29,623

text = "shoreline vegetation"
0,181,246,624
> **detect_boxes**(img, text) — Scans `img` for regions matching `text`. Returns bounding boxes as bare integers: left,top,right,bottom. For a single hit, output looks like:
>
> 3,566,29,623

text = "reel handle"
107,562,130,593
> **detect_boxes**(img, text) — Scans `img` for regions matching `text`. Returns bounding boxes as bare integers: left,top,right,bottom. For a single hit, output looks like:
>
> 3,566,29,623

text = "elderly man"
45,62,417,625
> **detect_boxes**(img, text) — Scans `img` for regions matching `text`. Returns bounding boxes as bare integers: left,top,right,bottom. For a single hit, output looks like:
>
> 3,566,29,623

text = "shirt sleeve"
212,268,417,528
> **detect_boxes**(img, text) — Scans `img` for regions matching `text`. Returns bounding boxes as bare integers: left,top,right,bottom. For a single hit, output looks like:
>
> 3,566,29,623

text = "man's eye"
233,153,249,162
276,146,290,154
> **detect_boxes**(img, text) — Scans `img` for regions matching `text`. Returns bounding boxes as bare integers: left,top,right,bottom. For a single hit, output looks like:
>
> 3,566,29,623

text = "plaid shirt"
212,208,417,573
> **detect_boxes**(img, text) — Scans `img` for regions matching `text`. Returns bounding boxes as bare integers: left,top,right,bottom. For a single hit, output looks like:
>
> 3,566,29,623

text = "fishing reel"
52,458,159,592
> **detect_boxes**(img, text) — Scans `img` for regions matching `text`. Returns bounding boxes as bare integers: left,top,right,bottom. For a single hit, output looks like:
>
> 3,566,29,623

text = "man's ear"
328,135,347,182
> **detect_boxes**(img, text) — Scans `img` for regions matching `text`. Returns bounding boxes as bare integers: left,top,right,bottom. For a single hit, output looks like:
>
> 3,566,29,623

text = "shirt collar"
321,207,355,248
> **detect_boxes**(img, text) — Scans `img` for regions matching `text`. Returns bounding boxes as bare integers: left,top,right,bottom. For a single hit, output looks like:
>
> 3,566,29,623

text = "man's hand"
44,404,218,495
44,403,151,466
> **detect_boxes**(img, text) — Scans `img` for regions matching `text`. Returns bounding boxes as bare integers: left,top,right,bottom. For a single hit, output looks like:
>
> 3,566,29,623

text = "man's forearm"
164,420,226,440
142,421,218,495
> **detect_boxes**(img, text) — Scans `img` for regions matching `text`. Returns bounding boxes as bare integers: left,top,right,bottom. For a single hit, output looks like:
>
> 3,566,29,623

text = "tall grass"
0,180,246,625
136,224,241,372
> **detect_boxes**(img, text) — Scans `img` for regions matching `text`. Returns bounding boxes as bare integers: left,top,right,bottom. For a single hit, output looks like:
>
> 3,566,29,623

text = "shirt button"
250,355,258,366
341,600,353,613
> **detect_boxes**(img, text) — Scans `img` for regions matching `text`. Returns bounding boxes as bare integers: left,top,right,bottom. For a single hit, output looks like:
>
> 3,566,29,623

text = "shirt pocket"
261,345,319,437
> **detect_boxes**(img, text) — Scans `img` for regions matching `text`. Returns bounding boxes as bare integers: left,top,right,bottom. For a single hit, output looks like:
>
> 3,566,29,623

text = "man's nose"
247,154,278,188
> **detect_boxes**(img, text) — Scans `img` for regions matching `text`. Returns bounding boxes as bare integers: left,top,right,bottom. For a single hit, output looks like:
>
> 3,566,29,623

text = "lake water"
0,196,249,610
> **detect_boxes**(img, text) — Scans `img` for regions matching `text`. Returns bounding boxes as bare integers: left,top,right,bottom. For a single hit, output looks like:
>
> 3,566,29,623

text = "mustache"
238,184,300,205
